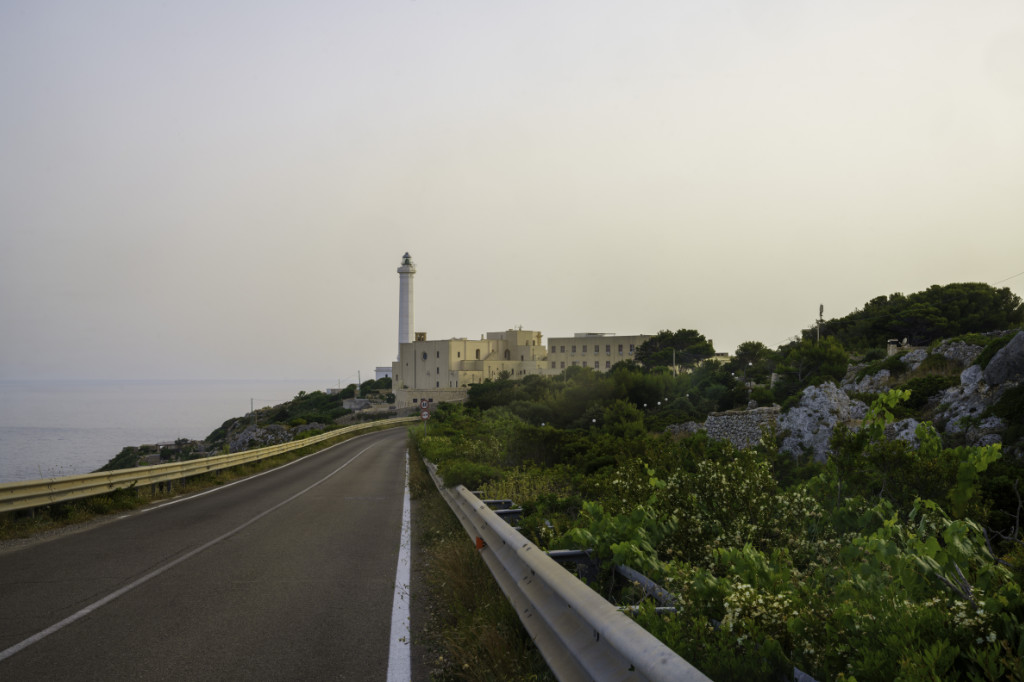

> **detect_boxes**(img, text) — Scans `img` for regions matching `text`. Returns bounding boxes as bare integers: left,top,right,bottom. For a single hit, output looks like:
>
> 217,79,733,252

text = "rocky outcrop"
935,365,994,435
842,369,891,394
779,383,868,461
934,339,984,367
230,424,292,452
901,349,929,370
966,417,1006,447
886,418,920,445
983,331,1024,385
670,333,1022,459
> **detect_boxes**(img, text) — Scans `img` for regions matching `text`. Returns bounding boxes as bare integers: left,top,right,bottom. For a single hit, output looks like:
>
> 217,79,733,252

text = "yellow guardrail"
0,417,419,514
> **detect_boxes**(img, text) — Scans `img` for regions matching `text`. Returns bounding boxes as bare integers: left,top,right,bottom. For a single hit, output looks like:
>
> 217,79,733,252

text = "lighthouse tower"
397,252,416,357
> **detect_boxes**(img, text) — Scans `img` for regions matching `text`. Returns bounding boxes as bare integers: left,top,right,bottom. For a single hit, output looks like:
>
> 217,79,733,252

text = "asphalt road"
0,428,412,681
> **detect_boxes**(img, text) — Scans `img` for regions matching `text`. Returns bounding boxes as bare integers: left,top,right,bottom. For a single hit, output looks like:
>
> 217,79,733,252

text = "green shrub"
749,386,775,405
861,348,887,362
898,375,960,410
437,459,503,489
915,353,962,375
989,384,1024,447
976,333,1017,369
856,352,911,381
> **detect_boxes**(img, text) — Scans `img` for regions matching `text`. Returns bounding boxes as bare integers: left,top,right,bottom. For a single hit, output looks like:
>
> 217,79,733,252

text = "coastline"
0,379,333,484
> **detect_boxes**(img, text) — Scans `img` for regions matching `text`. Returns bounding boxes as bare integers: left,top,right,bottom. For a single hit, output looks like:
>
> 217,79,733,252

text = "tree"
600,399,646,440
725,341,778,384
773,337,849,403
636,329,715,370
814,283,1023,350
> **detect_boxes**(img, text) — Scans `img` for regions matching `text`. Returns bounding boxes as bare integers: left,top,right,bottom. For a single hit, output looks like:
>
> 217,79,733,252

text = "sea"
0,379,335,484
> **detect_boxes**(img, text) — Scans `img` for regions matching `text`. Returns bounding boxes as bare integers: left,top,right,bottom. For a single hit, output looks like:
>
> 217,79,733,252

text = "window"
436,351,440,358
629,344,635,352
560,361,565,368
572,361,578,366
457,352,461,358
571,345,577,353
476,349,480,359
582,345,588,353
618,344,623,353
606,345,611,353
422,352,428,360
436,381,439,387
504,349,510,360
560,345,565,353
605,361,611,369
551,361,556,368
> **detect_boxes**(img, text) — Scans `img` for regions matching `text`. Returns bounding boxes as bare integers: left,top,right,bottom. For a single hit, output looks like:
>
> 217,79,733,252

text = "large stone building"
381,253,654,408
391,329,549,407
390,328,652,408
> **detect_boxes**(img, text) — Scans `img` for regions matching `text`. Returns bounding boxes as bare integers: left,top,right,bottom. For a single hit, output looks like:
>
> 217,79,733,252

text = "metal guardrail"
0,417,419,514
426,462,711,682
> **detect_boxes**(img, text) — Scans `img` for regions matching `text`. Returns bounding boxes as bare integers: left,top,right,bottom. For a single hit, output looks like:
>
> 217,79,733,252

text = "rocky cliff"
675,330,1024,461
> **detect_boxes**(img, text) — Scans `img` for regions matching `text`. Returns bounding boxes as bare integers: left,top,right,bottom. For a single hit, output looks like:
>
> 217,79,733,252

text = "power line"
994,268,1024,285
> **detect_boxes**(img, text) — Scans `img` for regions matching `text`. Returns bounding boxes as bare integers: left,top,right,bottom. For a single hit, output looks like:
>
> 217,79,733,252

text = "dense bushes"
415,385,1024,681
814,283,1023,350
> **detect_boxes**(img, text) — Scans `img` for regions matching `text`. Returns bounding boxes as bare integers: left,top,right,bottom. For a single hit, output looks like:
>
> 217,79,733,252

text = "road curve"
0,427,411,681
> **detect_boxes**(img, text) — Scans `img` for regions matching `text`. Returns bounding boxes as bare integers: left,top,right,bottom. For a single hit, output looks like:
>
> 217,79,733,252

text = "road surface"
0,427,413,681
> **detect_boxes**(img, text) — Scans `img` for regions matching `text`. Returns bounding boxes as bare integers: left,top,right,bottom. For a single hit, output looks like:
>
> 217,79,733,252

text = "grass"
0,423,399,542
409,439,554,682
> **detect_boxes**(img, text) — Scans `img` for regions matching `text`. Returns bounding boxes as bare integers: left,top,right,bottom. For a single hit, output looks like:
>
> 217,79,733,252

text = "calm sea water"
0,379,334,484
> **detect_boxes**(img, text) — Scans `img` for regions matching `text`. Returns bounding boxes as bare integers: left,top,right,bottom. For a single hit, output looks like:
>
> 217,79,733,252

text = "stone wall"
704,406,781,450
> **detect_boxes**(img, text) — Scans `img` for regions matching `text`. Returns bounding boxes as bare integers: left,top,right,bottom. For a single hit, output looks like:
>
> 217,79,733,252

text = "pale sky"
2,1,1022,381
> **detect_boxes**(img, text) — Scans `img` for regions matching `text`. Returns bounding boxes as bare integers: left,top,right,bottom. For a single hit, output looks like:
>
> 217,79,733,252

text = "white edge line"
386,450,412,682
0,442,378,663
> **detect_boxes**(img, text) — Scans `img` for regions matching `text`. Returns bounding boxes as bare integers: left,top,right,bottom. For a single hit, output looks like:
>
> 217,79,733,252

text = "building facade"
391,330,655,408
391,329,550,408
544,332,651,373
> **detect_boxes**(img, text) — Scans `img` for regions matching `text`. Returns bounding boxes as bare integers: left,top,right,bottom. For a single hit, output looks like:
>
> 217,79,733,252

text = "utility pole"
817,304,824,343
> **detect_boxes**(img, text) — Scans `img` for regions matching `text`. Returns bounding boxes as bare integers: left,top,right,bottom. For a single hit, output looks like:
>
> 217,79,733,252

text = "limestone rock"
983,331,1024,385
960,365,984,390
230,424,292,452
966,416,1006,447
843,369,891,394
780,382,868,462
886,418,920,445
934,340,984,367
901,349,929,370
936,376,991,435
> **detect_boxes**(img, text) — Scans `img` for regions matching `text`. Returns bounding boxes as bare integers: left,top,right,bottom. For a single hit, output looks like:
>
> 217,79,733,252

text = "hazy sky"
2,1,1022,382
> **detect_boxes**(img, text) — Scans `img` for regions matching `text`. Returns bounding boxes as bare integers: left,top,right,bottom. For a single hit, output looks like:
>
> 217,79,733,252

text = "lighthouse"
397,252,416,357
